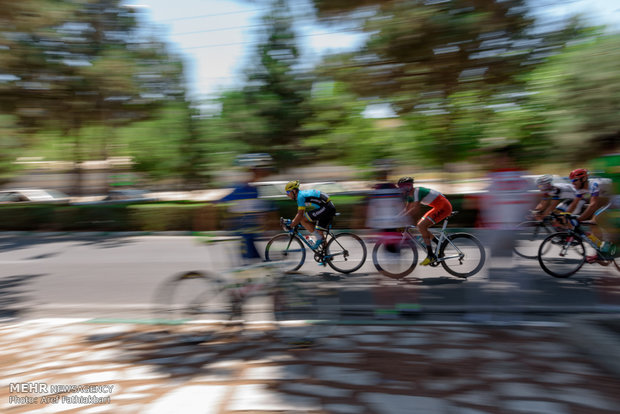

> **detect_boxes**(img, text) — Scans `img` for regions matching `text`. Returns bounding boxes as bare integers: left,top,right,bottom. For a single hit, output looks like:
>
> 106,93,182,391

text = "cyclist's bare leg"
417,217,434,246
590,218,604,241
417,217,437,264
300,216,325,239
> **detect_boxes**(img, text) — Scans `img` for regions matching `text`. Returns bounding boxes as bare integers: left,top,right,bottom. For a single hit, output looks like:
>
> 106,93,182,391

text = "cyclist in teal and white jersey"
566,168,615,258
284,180,336,249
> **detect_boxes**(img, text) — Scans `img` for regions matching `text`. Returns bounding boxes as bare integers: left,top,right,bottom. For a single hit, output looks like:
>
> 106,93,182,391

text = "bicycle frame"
283,220,350,263
564,226,600,253
399,217,465,264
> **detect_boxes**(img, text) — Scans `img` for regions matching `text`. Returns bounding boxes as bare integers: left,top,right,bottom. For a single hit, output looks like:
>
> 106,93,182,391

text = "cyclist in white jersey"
533,174,580,219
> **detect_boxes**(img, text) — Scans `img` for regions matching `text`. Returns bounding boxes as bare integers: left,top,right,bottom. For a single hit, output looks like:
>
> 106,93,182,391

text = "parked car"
70,189,158,205
0,189,70,204
102,189,157,202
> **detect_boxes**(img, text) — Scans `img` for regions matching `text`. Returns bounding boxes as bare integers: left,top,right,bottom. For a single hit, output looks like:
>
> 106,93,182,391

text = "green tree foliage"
0,0,187,192
237,0,313,166
308,0,580,167
526,34,620,159
0,1,183,130
116,101,205,186
301,81,394,166
312,0,540,112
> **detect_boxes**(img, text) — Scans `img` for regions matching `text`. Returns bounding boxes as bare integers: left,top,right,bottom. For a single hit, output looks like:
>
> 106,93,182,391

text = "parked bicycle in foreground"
264,216,367,274
372,211,486,279
537,215,619,278
153,260,340,344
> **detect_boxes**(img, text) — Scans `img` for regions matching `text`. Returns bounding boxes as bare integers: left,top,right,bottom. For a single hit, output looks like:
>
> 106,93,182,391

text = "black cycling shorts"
305,202,336,229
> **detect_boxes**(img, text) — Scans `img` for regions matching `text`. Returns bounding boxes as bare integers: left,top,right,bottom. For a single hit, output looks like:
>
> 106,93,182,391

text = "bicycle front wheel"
152,271,232,324
325,232,367,274
537,232,585,278
265,233,306,272
439,233,486,278
372,237,418,279
513,221,553,259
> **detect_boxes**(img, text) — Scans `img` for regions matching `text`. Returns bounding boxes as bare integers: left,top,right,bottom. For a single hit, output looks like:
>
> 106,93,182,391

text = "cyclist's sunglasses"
571,178,583,183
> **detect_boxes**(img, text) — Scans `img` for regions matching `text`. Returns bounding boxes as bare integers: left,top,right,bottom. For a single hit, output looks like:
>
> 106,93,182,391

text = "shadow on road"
399,276,467,286
0,273,46,318
83,324,319,382
0,233,136,254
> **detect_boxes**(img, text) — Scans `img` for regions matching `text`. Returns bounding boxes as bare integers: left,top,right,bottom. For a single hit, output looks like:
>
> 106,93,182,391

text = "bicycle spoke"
325,233,367,274
152,271,232,324
439,233,486,278
538,232,585,278
265,233,306,272
372,237,418,279
513,221,552,259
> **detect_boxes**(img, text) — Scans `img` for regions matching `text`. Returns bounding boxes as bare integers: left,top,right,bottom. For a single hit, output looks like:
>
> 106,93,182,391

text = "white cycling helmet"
536,174,553,188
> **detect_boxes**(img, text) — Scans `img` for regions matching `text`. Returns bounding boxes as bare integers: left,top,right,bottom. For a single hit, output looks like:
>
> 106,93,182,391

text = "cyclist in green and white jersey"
397,177,453,266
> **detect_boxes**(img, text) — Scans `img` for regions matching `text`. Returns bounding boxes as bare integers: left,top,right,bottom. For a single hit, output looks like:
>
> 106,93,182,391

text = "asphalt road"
0,233,618,321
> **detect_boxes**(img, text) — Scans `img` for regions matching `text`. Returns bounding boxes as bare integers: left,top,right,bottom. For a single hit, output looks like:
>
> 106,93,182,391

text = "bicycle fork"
559,236,575,257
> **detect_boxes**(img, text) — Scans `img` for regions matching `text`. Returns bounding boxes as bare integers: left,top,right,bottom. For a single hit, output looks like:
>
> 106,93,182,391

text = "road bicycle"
153,260,340,344
537,216,620,278
264,216,367,274
372,211,486,279
513,211,559,259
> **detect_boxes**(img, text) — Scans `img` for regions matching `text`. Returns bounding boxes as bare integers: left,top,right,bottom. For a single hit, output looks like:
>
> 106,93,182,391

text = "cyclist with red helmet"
566,168,615,258
397,176,452,266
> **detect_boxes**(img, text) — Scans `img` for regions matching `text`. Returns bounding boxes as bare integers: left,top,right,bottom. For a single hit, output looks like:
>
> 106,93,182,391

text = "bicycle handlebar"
279,217,302,232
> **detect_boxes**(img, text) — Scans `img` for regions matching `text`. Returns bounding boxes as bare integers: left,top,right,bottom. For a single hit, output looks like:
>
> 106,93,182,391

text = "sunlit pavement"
1,317,620,414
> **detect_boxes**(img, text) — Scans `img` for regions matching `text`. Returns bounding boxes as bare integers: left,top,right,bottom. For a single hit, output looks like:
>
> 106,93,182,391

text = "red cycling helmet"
569,168,588,181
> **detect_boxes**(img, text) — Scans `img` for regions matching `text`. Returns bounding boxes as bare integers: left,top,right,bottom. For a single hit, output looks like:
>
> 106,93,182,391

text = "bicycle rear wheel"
264,233,306,272
537,232,586,278
272,275,340,345
513,221,553,259
325,232,367,274
439,233,486,278
152,271,232,324
372,237,418,279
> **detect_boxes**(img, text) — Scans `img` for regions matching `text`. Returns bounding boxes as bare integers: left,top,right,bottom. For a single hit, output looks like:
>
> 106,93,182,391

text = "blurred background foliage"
0,0,618,192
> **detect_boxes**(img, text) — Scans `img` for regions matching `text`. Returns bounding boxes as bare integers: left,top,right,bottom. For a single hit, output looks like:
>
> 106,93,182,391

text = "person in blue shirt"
219,154,274,264
284,180,336,249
